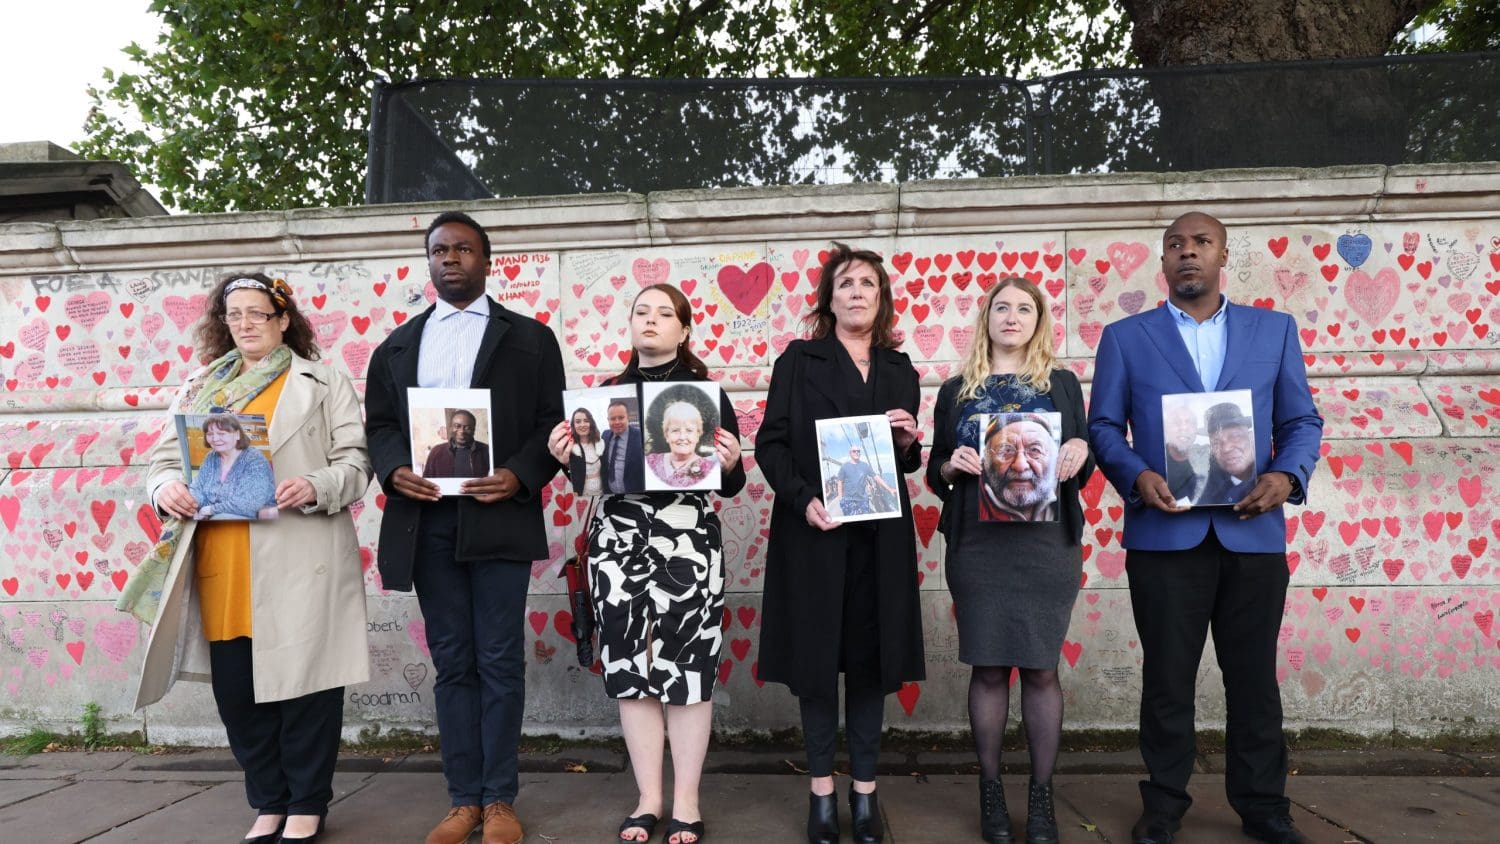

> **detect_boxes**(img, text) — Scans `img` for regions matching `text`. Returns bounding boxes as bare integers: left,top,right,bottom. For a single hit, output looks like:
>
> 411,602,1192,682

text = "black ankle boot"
980,778,1012,843
849,787,884,843
807,791,839,844
1025,778,1058,844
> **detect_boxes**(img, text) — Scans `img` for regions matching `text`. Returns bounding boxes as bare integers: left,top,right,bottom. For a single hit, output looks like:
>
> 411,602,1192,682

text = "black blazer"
365,297,566,591
925,368,1095,545
598,426,644,493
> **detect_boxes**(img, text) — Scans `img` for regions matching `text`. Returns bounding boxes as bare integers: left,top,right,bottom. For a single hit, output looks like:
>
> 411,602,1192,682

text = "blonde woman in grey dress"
927,277,1094,844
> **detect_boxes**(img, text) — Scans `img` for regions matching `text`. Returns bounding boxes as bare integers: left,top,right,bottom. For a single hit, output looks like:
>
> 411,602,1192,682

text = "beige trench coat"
134,353,373,707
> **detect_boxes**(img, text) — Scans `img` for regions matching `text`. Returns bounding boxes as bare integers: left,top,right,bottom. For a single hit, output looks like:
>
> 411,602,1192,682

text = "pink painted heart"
64,292,112,328
161,295,208,332
1344,268,1399,326
1106,242,1149,280
632,257,670,286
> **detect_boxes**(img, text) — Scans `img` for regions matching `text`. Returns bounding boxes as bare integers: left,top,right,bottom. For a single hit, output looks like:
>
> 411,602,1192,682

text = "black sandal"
618,813,658,842
667,818,706,843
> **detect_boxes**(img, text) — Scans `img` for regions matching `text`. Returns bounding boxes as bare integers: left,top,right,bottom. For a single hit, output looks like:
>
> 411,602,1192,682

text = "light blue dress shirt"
1166,294,1228,391
417,296,490,389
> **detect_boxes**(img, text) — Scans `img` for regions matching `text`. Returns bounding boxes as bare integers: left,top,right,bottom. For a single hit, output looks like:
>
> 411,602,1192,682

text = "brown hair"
202,412,251,450
955,276,1057,403
611,283,711,382
802,242,900,349
195,272,320,363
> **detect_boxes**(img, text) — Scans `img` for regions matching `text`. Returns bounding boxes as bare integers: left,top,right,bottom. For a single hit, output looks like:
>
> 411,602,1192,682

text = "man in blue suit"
1087,212,1323,844
600,399,644,493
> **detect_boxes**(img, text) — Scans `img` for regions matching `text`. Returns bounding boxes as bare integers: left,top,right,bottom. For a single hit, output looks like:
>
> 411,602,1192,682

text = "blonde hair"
956,277,1057,404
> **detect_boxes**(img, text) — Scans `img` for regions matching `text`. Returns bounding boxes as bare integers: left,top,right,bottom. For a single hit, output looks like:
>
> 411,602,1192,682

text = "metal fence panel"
366,53,1499,204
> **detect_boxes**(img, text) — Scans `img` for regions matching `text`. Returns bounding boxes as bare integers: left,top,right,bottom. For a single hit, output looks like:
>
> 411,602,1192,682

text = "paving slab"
318,772,454,842
0,779,206,841
1289,777,1500,843
1055,774,1353,844
0,778,69,808
0,750,136,776
881,773,1100,842
91,772,374,843
1284,750,1477,777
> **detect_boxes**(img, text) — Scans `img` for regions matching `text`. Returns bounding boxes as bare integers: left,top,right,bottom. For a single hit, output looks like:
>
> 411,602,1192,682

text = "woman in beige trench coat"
128,273,371,844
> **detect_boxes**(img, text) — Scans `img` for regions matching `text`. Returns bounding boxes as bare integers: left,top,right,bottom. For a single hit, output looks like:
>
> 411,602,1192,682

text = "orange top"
194,371,287,641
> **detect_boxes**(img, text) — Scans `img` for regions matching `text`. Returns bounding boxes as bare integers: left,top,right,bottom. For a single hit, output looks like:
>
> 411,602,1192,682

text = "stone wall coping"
3,163,1498,274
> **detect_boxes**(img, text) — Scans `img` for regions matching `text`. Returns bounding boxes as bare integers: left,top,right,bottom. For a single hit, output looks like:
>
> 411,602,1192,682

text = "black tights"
968,665,1063,782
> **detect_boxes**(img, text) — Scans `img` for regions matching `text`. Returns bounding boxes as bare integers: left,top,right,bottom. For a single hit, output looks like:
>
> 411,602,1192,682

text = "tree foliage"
77,0,1489,212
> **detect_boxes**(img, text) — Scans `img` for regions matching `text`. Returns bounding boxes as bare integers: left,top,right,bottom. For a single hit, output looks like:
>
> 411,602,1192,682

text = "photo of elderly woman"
174,412,279,520
641,381,722,491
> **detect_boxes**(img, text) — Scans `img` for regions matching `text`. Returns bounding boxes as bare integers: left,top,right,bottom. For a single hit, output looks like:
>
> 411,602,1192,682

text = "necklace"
639,358,679,381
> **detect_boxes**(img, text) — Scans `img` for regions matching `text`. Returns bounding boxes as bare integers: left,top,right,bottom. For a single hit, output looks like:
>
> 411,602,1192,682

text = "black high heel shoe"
243,816,285,844
849,786,884,843
807,791,839,844
278,815,325,843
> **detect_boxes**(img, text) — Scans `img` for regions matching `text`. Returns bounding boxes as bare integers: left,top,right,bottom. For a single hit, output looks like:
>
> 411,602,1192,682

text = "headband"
224,277,292,310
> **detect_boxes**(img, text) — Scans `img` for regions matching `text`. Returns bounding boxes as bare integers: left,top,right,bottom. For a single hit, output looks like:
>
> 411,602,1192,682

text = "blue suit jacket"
1087,302,1323,553
600,425,645,493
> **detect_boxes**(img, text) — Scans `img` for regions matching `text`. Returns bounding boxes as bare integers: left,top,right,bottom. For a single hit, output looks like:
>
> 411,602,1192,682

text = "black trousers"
413,499,530,807
209,637,344,816
1126,527,1291,821
800,526,886,782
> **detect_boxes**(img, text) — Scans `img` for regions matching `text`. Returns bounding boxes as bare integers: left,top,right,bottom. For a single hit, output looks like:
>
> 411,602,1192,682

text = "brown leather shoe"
482,801,524,844
425,805,481,844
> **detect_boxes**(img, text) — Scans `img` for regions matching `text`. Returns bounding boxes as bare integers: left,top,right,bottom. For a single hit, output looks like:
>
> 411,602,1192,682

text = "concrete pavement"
2,748,1497,842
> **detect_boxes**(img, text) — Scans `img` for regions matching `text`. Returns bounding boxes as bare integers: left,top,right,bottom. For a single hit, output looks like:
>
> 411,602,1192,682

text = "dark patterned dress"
586,361,745,705
945,374,1079,667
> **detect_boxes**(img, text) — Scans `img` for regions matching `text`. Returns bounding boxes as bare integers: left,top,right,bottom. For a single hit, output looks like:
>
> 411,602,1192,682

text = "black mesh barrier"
1039,51,1500,174
366,52,1500,204
366,78,1034,203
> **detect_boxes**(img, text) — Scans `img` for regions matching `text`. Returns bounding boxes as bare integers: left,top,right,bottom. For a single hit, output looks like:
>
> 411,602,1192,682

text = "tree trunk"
1120,0,1438,65
1118,0,1441,170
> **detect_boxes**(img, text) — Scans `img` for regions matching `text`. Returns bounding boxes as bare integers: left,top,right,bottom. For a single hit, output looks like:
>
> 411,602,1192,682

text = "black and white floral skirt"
588,493,724,705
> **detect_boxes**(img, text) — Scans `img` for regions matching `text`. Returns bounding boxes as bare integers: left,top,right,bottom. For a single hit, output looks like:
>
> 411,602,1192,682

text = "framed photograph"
978,412,1063,523
174,412,278,521
816,415,902,523
408,387,494,496
641,382,722,491
562,384,643,495
1161,389,1256,508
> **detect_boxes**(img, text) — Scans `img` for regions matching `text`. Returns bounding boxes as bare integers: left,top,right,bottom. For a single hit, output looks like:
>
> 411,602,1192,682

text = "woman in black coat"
757,243,924,844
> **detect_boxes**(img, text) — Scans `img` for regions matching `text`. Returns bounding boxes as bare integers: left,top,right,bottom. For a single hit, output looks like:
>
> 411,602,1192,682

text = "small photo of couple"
1161,389,1257,508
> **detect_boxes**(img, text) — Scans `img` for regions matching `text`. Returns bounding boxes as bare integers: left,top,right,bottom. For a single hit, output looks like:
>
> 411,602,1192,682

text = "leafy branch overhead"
77,0,1489,212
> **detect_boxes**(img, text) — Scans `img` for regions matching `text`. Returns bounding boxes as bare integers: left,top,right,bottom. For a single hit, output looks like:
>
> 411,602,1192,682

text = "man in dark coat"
365,211,564,844
599,399,644,493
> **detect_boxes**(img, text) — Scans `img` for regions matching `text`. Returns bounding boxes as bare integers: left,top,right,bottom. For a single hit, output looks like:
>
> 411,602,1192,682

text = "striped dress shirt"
417,296,490,389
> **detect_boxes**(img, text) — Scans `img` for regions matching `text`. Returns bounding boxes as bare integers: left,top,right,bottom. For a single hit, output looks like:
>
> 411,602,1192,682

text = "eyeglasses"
221,310,276,325
988,444,1048,462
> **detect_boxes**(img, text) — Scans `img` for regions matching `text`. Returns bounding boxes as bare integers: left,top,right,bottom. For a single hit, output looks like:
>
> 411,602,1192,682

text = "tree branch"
901,0,965,40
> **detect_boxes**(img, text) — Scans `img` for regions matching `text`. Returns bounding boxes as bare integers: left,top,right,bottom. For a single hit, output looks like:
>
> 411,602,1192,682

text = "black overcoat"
756,335,925,699
364,298,565,591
